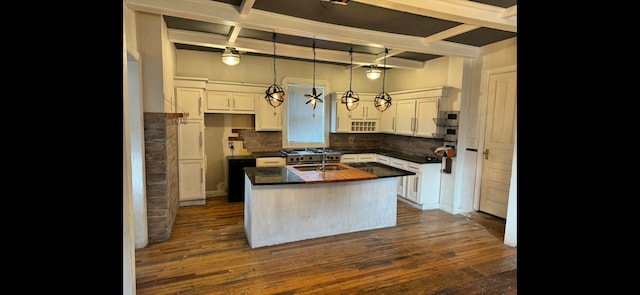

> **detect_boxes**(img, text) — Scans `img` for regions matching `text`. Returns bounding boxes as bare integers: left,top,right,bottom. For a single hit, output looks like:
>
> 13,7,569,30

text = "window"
282,77,330,149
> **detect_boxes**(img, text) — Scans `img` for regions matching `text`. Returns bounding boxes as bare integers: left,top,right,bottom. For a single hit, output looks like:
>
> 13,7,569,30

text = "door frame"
472,65,517,211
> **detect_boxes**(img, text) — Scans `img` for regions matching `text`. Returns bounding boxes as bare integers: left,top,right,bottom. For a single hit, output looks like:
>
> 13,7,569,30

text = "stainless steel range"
281,148,342,165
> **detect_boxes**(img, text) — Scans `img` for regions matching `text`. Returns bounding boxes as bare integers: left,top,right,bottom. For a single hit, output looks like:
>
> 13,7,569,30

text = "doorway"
478,69,516,219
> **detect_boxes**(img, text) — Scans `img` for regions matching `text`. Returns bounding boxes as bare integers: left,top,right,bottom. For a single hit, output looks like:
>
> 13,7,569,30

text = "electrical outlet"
228,142,234,149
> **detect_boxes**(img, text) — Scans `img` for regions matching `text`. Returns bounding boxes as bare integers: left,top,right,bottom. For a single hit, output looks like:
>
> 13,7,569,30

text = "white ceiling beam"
423,24,479,44
227,26,242,43
501,5,517,19
126,0,481,59
353,0,517,32
168,29,425,69
238,0,255,17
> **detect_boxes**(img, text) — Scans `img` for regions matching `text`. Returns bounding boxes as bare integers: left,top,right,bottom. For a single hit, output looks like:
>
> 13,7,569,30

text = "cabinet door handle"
200,167,203,183
414,176,418,192
227,98,230,108
198,96,202,113
199,132,202,148
484,149,489,159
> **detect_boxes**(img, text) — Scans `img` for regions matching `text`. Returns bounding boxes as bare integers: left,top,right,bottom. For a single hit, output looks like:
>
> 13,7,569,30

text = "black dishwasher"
227,156,256,202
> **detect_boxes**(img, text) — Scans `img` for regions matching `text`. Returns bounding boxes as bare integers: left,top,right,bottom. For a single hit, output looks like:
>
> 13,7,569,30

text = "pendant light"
264,32,285,114
221,47,240,65
374,48,392,112
366,64,381,80
341,47,359,114
304,40,323,116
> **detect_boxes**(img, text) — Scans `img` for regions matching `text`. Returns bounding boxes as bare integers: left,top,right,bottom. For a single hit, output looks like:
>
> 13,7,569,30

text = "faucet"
317,154,326,171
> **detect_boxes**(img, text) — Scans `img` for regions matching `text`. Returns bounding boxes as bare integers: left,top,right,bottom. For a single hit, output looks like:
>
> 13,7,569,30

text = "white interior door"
479,70,517,218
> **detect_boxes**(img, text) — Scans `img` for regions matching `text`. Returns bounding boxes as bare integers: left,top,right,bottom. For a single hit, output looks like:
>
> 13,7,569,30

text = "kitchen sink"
292,164,345,171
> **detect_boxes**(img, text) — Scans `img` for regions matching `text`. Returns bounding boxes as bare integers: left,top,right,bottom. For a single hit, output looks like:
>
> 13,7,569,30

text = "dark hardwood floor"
135,195,517,294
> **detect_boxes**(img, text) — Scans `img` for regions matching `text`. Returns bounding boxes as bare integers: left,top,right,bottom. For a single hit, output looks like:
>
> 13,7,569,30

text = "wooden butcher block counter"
285,163,377,183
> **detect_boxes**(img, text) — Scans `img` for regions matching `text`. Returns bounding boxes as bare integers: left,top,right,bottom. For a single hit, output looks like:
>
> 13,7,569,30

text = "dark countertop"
227,155,256,160
244,162,414,185
335,149,441,164
251,151,285,158
250,150,440,164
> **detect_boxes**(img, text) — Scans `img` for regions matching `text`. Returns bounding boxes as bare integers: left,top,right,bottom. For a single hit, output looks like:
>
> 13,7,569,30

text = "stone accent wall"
238,130,283,152
143,113,179,243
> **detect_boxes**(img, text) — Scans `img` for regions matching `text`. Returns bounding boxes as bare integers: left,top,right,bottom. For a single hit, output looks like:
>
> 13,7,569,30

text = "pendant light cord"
272,32,277,85
382,48,387,93
349,47,353,89
312,40,316,89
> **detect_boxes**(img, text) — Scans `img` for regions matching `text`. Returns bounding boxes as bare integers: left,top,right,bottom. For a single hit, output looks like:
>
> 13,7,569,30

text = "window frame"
281,77,331,149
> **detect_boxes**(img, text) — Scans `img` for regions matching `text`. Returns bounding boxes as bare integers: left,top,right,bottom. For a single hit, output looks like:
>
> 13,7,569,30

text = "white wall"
122,3,137,295
136,12,166,113
176,50,394,94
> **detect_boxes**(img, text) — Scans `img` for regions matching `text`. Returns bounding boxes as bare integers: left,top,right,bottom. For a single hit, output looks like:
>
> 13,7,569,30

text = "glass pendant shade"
366,65,381,79
374,92,392,112
341,90,360,111
222,47,240,65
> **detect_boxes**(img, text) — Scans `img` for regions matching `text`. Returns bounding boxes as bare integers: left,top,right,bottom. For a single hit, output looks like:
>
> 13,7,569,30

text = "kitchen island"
243,163,414,248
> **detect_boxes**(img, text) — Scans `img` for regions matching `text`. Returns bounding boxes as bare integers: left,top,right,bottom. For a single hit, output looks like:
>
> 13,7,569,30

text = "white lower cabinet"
388,158,408,199
388,156,442,210
340,153,377,163
376,154,390,165
397,160,442,210
178,159,206,205
405,162,421,204
345,152,443,210
356,153,376,162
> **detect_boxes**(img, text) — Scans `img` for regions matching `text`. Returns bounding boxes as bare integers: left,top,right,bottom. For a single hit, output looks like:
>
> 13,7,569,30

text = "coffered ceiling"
125,0,517,69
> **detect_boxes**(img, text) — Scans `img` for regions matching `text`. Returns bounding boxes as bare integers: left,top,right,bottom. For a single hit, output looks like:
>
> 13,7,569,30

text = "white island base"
244,175,397,248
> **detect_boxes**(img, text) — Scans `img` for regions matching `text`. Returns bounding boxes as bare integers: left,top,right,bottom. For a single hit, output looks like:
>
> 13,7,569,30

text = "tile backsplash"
239,130,443,158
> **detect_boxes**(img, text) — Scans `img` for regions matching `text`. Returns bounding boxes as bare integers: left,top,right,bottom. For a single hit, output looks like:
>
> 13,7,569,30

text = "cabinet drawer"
376,154,390,164
256,157,285,167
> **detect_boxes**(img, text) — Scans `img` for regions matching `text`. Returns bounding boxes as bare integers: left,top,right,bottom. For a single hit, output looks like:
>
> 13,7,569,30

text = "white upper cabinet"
205,91,256,114
175,87,203,120
349,94,379,120
379,102,396,134
391,87,448,138
255,94,284,131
